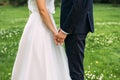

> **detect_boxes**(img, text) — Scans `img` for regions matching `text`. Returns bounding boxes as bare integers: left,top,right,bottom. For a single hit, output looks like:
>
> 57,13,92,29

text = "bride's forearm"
40,9,57,34
36,0,57,35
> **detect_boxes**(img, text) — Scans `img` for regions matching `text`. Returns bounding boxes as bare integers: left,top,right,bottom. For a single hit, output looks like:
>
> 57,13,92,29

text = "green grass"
0,4,120,80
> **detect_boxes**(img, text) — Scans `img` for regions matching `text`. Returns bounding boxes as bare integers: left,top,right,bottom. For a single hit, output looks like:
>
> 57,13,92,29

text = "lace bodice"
28,0,55,14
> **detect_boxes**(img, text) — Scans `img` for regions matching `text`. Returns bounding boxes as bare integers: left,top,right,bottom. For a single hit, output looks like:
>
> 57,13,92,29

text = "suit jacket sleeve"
61,0,83,34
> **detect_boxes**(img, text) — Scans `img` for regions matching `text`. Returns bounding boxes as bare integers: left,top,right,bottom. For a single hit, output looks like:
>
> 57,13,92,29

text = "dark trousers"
65,34,87,80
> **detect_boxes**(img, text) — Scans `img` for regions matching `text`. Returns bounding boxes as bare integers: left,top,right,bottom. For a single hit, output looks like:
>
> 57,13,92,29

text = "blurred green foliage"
0,0,120,6
9,0,27,6
94,0,120,5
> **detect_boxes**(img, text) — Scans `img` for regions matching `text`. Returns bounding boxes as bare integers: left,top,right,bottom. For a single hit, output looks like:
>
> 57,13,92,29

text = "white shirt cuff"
60,29,69,35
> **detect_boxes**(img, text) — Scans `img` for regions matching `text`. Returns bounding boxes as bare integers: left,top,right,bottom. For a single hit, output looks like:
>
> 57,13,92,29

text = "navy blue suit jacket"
60,0,94,34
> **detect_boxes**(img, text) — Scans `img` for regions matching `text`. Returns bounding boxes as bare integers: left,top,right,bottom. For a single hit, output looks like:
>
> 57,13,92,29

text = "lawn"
0,4,120,80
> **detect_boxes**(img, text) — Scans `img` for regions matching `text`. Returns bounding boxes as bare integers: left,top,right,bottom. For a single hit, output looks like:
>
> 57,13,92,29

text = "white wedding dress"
11,0,71,80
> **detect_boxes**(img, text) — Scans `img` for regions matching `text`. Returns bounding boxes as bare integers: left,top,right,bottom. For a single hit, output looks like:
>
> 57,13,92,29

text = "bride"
11,0,71,80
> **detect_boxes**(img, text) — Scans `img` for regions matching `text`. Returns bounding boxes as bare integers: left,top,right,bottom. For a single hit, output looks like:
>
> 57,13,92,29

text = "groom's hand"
56,29,67,45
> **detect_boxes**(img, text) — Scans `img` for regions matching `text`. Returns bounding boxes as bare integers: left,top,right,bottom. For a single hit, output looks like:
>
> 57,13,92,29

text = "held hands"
54,29,67,45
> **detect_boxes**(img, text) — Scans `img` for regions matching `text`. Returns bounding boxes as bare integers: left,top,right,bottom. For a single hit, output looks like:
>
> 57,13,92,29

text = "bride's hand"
53,30,59,45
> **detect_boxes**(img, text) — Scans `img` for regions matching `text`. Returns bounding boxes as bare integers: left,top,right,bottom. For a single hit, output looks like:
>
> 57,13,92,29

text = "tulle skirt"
11,12,71,80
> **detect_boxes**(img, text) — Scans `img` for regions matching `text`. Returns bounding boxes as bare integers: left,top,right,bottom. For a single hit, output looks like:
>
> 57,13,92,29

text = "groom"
56,0,94,80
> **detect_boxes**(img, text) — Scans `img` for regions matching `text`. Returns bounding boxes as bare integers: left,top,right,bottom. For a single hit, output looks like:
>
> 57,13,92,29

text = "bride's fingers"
60,42,63,45
59,38,64,42
54,39,58,45
59,41,64,45
55,38,64,46
54,36,58,45
58,39,64,45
